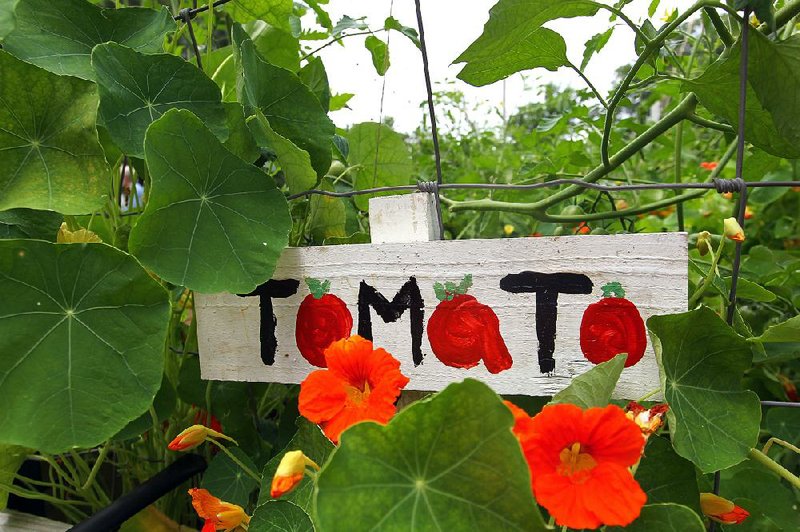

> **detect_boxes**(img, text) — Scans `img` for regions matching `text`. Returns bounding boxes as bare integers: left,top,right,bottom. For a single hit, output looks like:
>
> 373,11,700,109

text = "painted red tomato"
295,278,352,367
580,282,646,367
427,275,512,374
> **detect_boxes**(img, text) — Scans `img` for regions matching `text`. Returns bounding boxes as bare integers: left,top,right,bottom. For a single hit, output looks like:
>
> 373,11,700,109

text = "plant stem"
207,439,261,483
775,0,800,29
567,62,608,108
685,113,735,133
206,0,214,71
81,443,110,492
748,448,800,490
762,437,800,456
704,7,734,47
0,481,92,507
688,238,726,307
636,388,661,402
674,122,685,231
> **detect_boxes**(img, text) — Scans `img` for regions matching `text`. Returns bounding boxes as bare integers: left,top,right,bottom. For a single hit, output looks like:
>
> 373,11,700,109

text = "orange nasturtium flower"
167,425,235,452
189,488,250,532
700,161,719,170
270,450,320,498
700,493,750,525
624,402,669,440
299,335,410,444
506,402,647,529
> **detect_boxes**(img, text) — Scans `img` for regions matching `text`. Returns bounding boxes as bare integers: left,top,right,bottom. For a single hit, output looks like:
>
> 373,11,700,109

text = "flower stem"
636,388,661,402
81,442,110,492
688,237,726,308
208,439,261,483
762,437,800,457
747,448,800,490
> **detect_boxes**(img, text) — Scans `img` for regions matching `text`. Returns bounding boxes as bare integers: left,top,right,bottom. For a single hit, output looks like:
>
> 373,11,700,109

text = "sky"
313,0,683,133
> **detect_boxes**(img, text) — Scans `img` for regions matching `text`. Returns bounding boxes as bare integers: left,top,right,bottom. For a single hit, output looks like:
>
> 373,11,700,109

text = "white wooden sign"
196,195,686,398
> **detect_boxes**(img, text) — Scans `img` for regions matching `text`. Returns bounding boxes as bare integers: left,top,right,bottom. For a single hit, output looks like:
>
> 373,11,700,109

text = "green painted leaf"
749,315,800,343
258,417,334,510
0,209,62,241
248,111,318,195
298,57,331,111
314,379,548,531
202,447,259,507
0,240,170,453
606,503,705,531
635,436,701,513
227,0,293,32
0,51,109,214
551,353,626,408
0,0,17,41
365,35,390,76
0,444,29,511
92,43,228,158
250,501,313,532
347,122,413,211
128,109,291,293
648,307,761,473
454,0,598,86
684,33,800,158
3,0,175,80
237,29,335,177
222,102,260,163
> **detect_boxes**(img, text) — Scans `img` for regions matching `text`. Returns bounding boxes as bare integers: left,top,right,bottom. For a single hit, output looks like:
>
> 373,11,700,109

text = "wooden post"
369,193,439,407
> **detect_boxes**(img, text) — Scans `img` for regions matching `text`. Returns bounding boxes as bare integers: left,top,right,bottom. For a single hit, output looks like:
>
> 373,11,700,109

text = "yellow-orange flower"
700,493,749,525
270,450,320,498
506,402,647,529
298,335,409,444
167,425,235,452
189,488,250,532
724,217,745,243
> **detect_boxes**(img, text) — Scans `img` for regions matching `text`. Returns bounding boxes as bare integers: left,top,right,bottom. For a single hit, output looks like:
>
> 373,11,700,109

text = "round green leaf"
315,379,547,531
0,209,63,241
765,407,800,443
92,43,228,158
719,461,800,531
249,501,313,532
0,240,170,453
129,109,291,293
226,0,293,33
606,503,705,532
201,447,259,507
0,50,109,214
635,436,701,512
3,0,175,80
648,307,761,473
0,0,17,41
347,122,413,211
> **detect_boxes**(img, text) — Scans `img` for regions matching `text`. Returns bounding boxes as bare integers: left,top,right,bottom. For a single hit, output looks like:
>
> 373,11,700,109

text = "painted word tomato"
427,274,512,374
579,281,646,367
295,278,352,367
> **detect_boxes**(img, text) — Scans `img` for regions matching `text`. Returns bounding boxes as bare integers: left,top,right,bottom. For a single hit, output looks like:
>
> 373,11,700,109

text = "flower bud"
624,402,669,439
271,450,320,498
700,493,749,524
189,488,250,531
723,218,745,243
696,231,712,256
167,424,235,452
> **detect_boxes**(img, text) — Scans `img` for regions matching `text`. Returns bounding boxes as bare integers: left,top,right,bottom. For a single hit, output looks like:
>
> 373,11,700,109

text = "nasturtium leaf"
3,0,174,80
635,436,701,512
299,57,331,111
247,20,301,72
308,193,347,243
765,407,800,444
112,375,175,441
129,109,291,294
92,43,228,158
365,35,390,76
347,122,413,211
606,503,705,532
258,417,334,510
683,34,800,159
237,30,335,177
0,444,29,511
227,0,292,32
0,51,108,214
648,308,761,473
0,209,62,241
454,0,598,86
0,240,170,453
249,501,313,532
247,111,318,195
201,447,259,507
551,353,626,408
315,379,548,531
222,102,260,163
722,277,776,302
0,0,17,40
749,315,800,343
719,461,800,531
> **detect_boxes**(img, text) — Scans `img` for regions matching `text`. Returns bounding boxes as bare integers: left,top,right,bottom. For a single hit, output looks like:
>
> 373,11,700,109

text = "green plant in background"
0,0,799,530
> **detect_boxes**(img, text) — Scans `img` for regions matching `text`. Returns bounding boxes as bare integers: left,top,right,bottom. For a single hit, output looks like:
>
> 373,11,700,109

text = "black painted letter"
238,279,300,365
500,272,593,373
358,277,425,366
